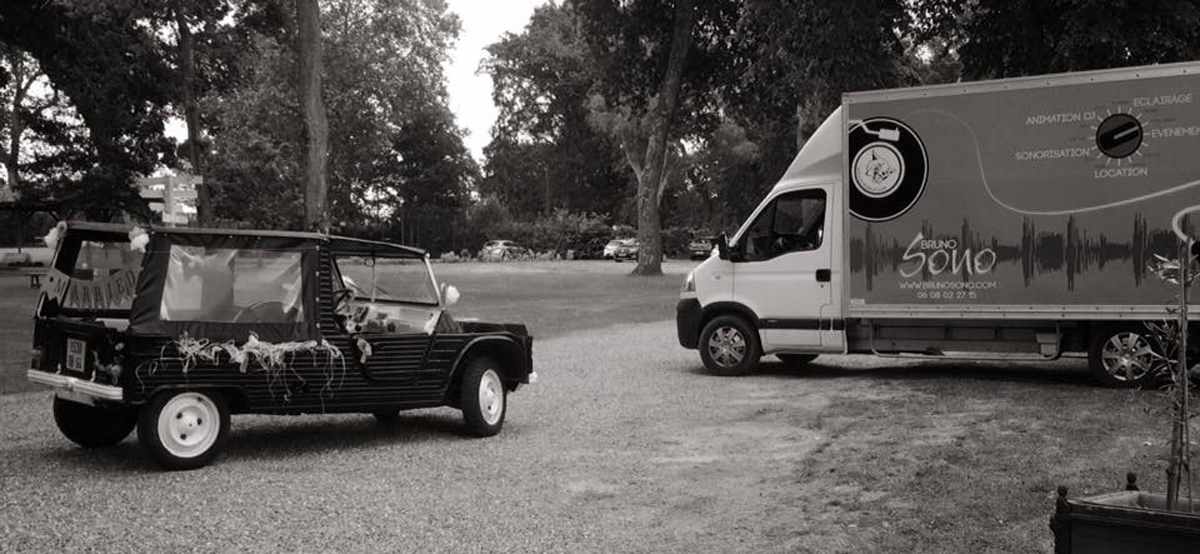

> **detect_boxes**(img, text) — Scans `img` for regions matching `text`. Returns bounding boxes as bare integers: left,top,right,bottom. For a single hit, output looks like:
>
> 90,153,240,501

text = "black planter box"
1051,484,1200,553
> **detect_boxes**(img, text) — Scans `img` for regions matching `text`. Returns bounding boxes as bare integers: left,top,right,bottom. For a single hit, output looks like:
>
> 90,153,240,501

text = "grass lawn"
0,259,692,395
0,276,40,395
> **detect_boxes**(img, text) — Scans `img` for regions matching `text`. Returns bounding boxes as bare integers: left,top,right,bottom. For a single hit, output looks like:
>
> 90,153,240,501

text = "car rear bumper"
676,298,701,349
27,369,124,402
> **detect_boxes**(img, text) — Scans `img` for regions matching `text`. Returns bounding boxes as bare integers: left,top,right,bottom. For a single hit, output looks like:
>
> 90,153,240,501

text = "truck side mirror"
716,233,731,260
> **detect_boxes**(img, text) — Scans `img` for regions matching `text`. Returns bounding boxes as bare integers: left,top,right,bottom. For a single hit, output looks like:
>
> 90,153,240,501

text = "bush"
483,209,611,259
661,227,693,258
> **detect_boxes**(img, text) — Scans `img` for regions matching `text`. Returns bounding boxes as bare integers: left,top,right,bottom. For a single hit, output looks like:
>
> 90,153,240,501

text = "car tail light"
30,348,42,370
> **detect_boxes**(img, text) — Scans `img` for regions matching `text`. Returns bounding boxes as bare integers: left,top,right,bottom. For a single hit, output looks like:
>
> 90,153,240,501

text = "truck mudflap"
676,298,701,349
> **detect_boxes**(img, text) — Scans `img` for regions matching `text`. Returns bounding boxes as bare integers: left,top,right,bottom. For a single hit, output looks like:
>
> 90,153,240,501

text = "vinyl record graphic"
849,117,928,221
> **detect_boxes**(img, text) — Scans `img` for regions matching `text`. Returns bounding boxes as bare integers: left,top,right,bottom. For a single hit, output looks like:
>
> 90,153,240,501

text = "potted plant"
1050,239,1200,552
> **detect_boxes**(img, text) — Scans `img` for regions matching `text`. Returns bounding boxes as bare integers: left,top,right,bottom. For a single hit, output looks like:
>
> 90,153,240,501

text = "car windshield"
336,256,439,305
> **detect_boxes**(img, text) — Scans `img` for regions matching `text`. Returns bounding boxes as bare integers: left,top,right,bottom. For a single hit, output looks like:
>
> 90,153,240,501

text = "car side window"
741,189,826,262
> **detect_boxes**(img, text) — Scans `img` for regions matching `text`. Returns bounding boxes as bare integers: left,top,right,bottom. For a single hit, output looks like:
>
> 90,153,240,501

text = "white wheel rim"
157,392,219,459
707,326,746,367
1101,332,1154,382
479,369,504,426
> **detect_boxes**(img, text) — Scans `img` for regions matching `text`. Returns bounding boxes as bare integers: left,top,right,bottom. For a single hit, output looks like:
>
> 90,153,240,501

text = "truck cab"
678,108,847,375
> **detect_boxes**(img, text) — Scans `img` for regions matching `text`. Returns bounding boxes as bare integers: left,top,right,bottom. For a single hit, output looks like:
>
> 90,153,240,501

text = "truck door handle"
816,269,831,282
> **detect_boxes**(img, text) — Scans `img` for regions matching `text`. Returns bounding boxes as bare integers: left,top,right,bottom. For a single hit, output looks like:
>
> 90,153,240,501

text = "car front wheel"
138,390,230,470
699,315,762,376
460,358,506,436
53,396,138,448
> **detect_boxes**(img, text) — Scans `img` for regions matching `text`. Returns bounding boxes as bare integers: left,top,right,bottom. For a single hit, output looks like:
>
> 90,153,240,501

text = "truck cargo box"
844,62,1200,319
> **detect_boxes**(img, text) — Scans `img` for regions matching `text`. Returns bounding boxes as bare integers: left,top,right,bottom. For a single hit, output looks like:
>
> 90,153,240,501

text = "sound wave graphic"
849,214,1180,291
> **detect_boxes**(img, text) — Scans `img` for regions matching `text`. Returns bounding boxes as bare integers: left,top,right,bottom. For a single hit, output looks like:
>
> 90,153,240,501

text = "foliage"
916,0,1200,79
481,3,630,220
0,0,179,219
203,0,477,232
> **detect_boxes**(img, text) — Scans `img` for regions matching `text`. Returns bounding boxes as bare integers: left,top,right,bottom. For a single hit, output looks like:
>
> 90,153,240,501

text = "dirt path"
0,321,1173,553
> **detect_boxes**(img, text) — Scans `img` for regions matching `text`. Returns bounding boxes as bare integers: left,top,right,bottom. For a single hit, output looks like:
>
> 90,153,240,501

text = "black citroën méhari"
26,222,535,470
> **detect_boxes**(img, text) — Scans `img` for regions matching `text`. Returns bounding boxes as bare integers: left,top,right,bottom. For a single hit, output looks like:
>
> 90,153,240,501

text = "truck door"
732,184,843,351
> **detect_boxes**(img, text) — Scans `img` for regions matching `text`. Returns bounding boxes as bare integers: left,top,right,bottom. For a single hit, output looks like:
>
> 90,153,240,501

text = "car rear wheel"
699,315,762,376
53,396,137,448
1088,325,1159,387
777,354,819,368
460,357,506,437
138,390,230,470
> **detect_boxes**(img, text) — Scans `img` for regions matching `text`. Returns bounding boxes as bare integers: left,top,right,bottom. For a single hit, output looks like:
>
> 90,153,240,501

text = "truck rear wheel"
460,357,506,437
53,396,137,448
699,315,762,376
138,390,230,471
1089,326,1158,387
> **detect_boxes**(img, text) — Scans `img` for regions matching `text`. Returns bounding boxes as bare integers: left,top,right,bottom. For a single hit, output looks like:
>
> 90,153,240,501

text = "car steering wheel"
232,301,289,323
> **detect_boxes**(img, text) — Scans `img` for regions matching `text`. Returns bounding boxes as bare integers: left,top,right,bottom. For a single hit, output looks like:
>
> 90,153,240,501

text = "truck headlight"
682,271,695,292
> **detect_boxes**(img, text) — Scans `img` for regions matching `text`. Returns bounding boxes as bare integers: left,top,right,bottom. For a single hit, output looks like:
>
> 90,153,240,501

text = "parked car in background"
602,239,624,259
688,237,715,261
613,239,639,262
481,239,530,260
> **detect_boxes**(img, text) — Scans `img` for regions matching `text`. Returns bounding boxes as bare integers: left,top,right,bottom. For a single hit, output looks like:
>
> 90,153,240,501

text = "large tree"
574,0,740,275
295,0,330,231
0,0,177,219
203,0,473,234
483,4,629,221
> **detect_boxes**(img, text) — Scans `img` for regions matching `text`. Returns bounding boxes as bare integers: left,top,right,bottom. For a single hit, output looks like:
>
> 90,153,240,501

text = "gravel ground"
0,319,1177,553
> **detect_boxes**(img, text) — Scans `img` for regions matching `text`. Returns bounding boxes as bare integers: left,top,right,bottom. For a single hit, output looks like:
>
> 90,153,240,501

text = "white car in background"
602,239,624,259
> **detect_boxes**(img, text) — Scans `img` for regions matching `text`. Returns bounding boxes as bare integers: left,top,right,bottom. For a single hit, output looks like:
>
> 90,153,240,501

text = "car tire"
699,315,762,376
777,354,819,368
1088,325,1159,388
53,396,138,448
460,357,506,437
138,390,231,471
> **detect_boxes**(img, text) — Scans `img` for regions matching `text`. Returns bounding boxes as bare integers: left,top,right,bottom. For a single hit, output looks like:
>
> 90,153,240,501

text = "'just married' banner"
43,268,139,311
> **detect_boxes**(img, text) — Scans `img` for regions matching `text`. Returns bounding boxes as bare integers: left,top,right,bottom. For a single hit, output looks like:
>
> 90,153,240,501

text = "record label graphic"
849,117,928,221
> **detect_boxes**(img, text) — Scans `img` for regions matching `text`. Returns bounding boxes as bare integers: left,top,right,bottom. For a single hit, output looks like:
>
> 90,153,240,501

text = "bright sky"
445,0,551,161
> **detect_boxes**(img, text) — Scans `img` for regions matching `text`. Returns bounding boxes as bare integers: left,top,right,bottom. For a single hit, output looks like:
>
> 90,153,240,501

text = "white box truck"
676,61,1200,386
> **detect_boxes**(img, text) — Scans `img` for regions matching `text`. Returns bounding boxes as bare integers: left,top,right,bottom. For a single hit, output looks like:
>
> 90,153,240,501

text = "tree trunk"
2,50,26,202
172,1,209,226
296,0,330,232
632,0,696,276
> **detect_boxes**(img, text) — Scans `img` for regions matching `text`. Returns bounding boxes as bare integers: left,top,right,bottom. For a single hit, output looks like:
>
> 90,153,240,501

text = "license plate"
66,338,87,372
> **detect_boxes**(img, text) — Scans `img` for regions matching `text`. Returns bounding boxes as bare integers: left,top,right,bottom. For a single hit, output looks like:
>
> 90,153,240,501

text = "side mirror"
442,283,460,307
716,233,731,260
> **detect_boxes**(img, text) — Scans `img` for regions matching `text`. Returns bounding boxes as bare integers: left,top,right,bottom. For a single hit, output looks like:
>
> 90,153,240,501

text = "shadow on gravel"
28,412,474,473
218,411,471,461
687,359,1096,387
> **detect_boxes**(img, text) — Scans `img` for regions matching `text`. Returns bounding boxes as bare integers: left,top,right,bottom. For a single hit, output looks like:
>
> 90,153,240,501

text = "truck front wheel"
1088,326,1158,387
138,390,230,470
699,315,762,376
53,396,137,448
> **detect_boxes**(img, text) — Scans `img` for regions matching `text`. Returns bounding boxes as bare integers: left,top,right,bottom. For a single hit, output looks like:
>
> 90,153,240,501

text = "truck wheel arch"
700,302,762,344
700,302,760,333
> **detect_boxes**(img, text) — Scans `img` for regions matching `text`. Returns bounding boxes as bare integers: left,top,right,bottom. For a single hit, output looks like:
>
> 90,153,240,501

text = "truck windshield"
336,256,439,306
